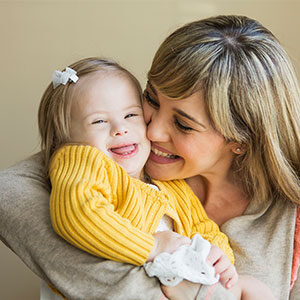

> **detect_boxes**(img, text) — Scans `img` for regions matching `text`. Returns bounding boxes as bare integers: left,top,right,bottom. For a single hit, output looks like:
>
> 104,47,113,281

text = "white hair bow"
52,67,79,89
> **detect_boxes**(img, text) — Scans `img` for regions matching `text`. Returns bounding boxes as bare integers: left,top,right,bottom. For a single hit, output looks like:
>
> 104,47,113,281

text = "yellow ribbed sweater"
49,145,234,266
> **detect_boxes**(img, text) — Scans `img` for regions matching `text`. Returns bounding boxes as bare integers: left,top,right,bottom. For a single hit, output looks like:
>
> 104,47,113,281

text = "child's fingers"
206,245,223,265
219,266,238,288
213,255,230,274
225,273,239,289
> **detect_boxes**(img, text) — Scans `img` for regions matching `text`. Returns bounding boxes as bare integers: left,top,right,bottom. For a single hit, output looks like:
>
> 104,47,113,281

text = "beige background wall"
1,1,299,299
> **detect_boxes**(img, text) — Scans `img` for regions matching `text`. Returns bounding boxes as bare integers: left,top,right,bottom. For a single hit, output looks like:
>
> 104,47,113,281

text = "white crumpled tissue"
144,234,219,286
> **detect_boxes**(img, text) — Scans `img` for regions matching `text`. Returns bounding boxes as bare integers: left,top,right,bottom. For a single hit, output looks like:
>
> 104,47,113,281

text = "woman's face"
143,82,236,181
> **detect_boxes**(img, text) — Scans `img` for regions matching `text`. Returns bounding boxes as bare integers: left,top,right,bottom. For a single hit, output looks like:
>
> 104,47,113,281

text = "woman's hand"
147,230,191,262
161,280,201,300
207,245,238,289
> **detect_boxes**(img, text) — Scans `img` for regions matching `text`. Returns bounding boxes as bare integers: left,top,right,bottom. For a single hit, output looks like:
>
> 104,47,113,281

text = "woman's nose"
146,113,170,142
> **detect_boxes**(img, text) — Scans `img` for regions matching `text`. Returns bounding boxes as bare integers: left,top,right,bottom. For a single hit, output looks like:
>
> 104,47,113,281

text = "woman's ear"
230,142,246,155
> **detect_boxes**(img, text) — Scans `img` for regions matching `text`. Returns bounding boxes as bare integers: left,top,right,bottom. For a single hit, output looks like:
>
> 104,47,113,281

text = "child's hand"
206,245,238,289
147,230,191,262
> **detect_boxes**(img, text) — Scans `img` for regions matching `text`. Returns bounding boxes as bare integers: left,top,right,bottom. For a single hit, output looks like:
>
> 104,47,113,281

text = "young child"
39,57,275,299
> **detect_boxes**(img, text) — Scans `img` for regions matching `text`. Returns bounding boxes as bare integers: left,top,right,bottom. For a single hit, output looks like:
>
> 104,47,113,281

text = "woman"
0,15,299,300
142,15,300,299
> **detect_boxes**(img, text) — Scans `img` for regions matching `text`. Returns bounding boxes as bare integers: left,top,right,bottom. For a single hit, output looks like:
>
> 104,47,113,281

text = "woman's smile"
149,143,182,164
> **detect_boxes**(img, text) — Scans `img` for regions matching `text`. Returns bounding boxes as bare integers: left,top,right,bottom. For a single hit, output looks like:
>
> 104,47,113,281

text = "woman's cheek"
175,136,198,158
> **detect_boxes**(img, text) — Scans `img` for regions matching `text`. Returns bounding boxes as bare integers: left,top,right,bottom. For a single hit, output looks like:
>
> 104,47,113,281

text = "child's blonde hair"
148,15,300,205
38,57,142,173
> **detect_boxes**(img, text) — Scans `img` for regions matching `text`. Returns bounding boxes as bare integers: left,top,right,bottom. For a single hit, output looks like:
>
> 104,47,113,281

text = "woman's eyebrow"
173,108,206,129
147,81,157,95
147,81,206,129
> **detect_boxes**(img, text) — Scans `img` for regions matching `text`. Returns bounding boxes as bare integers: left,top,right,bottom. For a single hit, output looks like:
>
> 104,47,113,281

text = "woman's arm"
161,280,237,300
0,153,163,300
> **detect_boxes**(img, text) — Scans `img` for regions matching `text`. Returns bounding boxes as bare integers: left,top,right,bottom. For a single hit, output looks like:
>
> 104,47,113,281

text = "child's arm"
229,275,276,300
49,145,155,266
147,230,191,262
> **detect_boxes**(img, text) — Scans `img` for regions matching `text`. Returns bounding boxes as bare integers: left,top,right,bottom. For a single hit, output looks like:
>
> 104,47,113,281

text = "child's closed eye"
91,119,106,124
125,113,138,118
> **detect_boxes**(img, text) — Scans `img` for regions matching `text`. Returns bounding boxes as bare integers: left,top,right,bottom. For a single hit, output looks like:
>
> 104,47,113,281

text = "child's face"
69,71,150,179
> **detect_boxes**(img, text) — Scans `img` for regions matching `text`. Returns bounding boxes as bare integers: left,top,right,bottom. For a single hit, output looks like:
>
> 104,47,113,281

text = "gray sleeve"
0,154,162,300
196,283,236,300
290,267,300,300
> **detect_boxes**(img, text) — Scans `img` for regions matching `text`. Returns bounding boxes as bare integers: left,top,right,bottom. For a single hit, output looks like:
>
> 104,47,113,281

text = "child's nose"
111,123,129,136
114,129,128,136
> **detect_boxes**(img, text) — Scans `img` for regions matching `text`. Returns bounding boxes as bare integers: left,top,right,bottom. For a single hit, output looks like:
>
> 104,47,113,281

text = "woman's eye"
125,113,138,118
174,118,194,132
144,91,159,108
92,119,105,124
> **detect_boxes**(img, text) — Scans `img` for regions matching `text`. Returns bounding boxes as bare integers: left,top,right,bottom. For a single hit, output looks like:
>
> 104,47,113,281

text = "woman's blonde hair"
148,15,300,205
38,57,142,173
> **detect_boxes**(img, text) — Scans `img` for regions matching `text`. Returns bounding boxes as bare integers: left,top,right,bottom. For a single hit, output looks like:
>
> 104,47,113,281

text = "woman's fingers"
161,280,201,300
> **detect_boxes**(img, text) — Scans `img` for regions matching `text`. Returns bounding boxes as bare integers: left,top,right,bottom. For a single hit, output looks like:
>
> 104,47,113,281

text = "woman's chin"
145,161,177,181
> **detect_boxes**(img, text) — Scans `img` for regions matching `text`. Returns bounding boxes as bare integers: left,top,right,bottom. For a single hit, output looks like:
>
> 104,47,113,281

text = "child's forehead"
67,71,116,99
77,70,116,85
68,70,142,114
73,70,137,91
